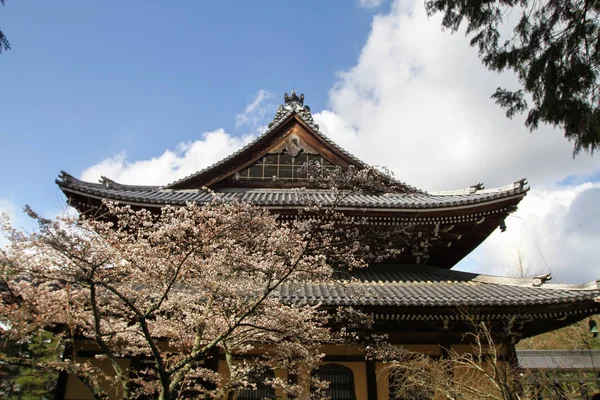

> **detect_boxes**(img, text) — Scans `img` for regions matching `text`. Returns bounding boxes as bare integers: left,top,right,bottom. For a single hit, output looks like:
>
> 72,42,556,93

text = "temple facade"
56,92,600,399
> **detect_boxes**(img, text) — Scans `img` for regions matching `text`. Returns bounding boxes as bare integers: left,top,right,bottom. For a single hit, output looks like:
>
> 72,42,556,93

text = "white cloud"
310,0,600,281
81,90,276,186
81,129,253,186
0,199,20,247
79,0,600,283
0,199,78,248
235,89,274,131
314,0,599,192
358,0,385,8
0,199,18,220
461,182,600,283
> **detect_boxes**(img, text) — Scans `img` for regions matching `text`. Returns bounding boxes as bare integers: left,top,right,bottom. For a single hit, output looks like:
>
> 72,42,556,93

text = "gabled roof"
278,265,600,336
163,91,420,192
56,172,528,211
57,91,530,210
56,91,531,269
279,265,600,309
517,350,600,369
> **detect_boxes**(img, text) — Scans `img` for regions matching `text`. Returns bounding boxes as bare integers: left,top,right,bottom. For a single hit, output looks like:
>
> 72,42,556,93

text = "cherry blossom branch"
94,280,172,399
143,245,198,317
89,280,130,398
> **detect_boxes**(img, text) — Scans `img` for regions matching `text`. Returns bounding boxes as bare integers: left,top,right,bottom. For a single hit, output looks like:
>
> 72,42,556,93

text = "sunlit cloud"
235,89,274,132
79,0,600,283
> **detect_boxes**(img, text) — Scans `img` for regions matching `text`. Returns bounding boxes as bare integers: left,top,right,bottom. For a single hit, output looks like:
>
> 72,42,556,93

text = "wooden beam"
365,360,378,400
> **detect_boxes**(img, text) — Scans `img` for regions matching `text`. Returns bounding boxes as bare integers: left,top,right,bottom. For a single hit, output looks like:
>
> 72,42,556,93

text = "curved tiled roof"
57,172,528,210
163,92,421,193
517,350,600,369
278,265,600,308
58,92,529,208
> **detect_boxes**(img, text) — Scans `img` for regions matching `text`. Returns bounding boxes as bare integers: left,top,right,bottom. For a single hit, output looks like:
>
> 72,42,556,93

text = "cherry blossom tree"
373,323,522,400
0,167,405,400
374,316,599,400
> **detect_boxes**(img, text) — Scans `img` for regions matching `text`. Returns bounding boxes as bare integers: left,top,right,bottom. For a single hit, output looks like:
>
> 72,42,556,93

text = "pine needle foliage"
0,0,10,54
426,0,600,155
0,330,61,400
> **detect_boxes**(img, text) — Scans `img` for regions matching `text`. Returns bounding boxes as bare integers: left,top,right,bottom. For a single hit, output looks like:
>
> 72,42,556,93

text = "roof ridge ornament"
268,90,320,131
470,182,485,192
532,273,552,287
58,170,75,184
515,178,529,191
99,176,116,188
284,89,304,106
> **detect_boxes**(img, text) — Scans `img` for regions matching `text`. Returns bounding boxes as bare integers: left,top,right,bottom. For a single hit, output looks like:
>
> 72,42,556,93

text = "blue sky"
0,0,380,213
1,0,599,282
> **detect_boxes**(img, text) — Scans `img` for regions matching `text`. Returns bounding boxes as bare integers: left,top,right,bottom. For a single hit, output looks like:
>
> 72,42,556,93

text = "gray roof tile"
278,266,600,308
57,93,530,208
162,92,421,192
517,350,600,369
57,173,528,210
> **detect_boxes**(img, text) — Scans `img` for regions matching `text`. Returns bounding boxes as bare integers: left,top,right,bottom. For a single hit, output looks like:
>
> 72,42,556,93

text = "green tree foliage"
518,315,600,350
0,0,10,54
426,0,600,155
0,330,61,400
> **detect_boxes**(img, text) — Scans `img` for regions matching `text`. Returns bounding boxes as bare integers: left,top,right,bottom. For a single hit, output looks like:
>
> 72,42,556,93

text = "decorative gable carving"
225,120,343,185
269,133,318,156
163,91,385,190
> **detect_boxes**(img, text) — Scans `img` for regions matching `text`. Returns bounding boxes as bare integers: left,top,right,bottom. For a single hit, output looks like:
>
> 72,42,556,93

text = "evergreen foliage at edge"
0,330,61,400
0,0,10,54
426,0,600,155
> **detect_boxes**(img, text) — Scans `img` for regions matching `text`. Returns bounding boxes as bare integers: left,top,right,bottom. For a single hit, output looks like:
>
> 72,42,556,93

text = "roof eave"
58,183,527,217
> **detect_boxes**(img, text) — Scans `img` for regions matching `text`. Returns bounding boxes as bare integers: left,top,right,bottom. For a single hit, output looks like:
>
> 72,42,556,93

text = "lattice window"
233,151,336,182
312,363,356,400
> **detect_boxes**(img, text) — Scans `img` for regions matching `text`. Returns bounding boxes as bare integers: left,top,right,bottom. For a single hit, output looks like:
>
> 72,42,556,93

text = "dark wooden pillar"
505,341,518,367
440,329,456,399
54,344,73,400
54,370,69,400
366,360,378,400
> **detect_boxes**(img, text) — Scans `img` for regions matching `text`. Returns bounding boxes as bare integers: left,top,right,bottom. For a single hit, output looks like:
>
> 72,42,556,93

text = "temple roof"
163,89,383,190
53,92,598,335
280,265,600,309
57,172,528,211
57,91,529,211
56,91,530,269
517,350,600,369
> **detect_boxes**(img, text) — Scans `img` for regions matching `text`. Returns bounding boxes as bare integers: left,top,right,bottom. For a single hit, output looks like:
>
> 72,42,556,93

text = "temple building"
56,92,600,399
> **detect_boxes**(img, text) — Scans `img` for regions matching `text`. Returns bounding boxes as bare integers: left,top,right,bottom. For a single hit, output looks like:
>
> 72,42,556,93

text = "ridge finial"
284,90,304,106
